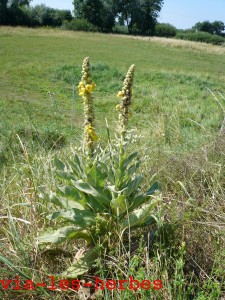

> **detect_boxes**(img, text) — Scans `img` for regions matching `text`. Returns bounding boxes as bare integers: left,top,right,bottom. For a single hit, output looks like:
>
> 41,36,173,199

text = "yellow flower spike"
79,57,97,157
117,91,124,98
117,64,135,142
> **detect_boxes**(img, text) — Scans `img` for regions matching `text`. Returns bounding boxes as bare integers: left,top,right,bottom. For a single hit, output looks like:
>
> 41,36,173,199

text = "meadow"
0,26,224,299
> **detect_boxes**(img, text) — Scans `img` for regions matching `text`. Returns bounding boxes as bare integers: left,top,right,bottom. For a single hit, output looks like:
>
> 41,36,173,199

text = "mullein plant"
78,57,97,157
39,58,161,279
116,64,135,144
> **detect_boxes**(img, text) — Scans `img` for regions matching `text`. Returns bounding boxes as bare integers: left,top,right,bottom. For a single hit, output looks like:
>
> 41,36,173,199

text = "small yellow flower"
86,84,93,93
78,81,85,88
79,87,86,96
85,125,98,142
117,91,124,98
116,104,121,110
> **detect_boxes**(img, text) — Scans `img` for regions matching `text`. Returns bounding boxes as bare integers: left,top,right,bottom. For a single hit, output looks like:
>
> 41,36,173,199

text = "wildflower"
86,84,95,93
79,87,86,96
85,124,98,142
117,64,135,141
78,81,85,88
78,57,97,156
117,91,124,98
116,104,121,110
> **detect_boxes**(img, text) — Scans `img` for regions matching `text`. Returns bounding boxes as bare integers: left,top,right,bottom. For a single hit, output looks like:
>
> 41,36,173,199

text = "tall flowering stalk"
116,64,135,143
78,57,97,157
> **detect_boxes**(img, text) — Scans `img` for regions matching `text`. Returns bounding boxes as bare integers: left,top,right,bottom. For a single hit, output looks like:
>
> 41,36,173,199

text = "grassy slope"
1,26,225,149
0,27,224,300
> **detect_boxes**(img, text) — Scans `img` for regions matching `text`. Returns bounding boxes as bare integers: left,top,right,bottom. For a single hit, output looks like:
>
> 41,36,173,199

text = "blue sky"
30,0,225,29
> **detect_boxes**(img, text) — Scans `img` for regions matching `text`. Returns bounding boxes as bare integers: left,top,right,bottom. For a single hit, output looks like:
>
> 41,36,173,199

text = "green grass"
0,26,224,300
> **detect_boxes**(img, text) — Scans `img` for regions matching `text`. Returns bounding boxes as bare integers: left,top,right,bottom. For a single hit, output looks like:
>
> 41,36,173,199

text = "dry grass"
1,26,225,55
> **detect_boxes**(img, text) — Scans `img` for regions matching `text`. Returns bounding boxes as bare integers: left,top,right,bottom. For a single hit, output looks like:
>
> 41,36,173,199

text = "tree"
155,23,177,37
73,0,163,34
212,21,225,36
0,0,8,24
0,0,31,25
193,20,225,36
28,4,72,27
73,0,117,32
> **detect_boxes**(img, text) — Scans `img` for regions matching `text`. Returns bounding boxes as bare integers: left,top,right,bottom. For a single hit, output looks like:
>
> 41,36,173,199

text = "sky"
30,0,225,30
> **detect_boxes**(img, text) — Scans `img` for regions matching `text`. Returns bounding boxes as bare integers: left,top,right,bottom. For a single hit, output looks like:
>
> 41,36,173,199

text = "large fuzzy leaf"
61,247,99,278
123,151,138,169
123,175,143,197
87,162,108,188
121,198,160,230
128,194,149,212
110,195,127,216
146,181,161,195
47,209,96,227
71,180,110,208
56,170,77,181
39,226,91,244
54,156,66,171
51,194,86,210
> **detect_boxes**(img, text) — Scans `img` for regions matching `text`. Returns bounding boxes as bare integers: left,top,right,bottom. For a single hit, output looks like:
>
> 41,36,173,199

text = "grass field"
0,26,225,300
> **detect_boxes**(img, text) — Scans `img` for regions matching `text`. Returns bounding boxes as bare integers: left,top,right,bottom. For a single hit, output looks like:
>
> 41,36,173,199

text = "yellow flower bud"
78,81,85,88
116,104,121,110
117,91,124,98
79,87,86,96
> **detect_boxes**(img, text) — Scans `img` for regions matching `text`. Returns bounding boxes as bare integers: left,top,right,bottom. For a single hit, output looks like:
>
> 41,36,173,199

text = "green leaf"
146,181,161,195
99,161,115,182
47,209,96,227
51,195,86,210
123,151,138,169
73,153,84,171
121,199,160,230
128,194,147,212
123,175,143,197
68,159,83,178
57,186,81,200
110,195,127,216
56,170,77,181
54,156,66,171
39,226,91,244
71,180,110,208
82,194,107,212
87,162,107,187
127,162,140,176
61,247,99,278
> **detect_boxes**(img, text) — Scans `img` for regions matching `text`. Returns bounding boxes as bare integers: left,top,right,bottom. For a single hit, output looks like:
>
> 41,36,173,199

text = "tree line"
0,0,72,26
0,0,164,35
0,0,224,44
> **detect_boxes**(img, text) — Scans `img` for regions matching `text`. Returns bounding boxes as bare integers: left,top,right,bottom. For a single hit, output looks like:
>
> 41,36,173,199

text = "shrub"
176,31,225,45
112,25,129,35
155,23,177,37
61,18,99,32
